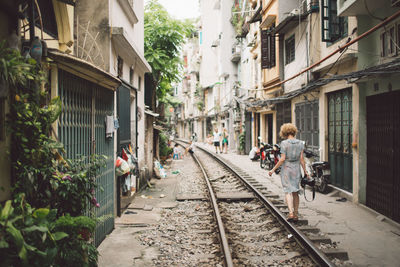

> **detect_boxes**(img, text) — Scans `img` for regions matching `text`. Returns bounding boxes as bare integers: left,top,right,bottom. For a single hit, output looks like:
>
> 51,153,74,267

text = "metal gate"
117,84,131,153
245,111,252,154
58,69,115,246
328,88,353,192
366,90,400,223
276,101,292,143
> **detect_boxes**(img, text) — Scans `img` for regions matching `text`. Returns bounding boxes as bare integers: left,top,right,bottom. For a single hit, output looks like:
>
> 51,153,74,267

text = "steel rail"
175,141,234,267
180,140,334,267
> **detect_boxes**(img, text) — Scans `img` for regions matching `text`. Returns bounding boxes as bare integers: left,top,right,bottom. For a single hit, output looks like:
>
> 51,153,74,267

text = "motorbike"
303,149,330,193
259,142,272,169
266,144,281,174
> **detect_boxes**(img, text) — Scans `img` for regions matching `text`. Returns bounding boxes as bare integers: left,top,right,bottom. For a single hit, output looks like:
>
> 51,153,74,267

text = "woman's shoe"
287,213,295,222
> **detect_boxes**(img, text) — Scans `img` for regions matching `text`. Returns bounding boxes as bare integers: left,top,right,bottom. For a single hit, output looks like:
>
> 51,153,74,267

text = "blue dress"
280,139,304,193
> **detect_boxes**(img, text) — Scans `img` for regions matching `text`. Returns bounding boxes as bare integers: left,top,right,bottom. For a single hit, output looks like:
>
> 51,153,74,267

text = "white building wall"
108,0,149,169
199,0,220,114
283,21,308,93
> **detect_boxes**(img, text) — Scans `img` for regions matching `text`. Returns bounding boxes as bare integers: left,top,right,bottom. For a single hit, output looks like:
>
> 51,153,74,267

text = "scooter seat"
312,161,329,167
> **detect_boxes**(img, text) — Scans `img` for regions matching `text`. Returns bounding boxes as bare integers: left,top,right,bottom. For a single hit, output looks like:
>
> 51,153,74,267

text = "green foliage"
239,129,246,152
2,43,62,208
54,215,98,267
144,0,195,102
231,4,244,36
161,93,182,108
0,41,38,87
196,100,204,111
159,132,173,157
1,41,102,266
51,154,107,216
0,195,68,267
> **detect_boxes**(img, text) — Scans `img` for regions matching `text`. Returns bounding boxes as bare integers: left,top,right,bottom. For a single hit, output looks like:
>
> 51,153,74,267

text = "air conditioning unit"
290,8,300,16
392,0,400,6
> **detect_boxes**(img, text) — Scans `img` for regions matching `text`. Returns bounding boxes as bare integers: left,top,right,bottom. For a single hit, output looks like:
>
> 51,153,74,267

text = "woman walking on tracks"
268,123,309,222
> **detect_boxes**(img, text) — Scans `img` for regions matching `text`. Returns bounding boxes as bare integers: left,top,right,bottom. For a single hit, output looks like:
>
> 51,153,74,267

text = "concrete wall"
75,0,111,71
313,17,358,72
283,20,309,92
278,0,299,22
356,76,400,204
354,5,400,204
199,0,219,88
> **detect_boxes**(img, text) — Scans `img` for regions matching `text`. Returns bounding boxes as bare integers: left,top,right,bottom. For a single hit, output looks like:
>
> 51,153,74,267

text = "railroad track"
175,140,346,266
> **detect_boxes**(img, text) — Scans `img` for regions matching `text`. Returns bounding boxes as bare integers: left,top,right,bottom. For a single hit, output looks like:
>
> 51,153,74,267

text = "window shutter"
269,34,276,67
261,30,270,69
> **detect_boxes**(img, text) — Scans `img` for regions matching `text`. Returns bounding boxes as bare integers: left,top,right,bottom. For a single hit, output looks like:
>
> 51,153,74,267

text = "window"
129,67,134,85
285,34,295,64
138,76,141,91
381,25,397,57
36,0,58,38
397,23,400,49
321,0,348,43
295,101,319,152
261,26,276,69
117,56,123,77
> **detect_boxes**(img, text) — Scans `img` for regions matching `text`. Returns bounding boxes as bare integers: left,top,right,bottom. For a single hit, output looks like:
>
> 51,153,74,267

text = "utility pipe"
263,8,400,91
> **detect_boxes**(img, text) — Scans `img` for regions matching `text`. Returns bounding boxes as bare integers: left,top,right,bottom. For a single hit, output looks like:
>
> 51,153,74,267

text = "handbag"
301,176,316,201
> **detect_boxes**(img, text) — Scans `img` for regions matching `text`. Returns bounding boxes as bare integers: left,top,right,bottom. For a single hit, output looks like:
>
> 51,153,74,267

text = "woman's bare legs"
293,192,299,219
285,193,294,214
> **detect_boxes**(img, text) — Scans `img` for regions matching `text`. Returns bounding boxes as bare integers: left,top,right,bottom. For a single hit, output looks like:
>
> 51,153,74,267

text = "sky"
145,0,200,20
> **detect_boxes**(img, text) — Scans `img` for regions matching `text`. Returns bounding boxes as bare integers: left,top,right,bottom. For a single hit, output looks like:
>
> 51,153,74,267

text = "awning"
111,27,151,73
153,124,164,131
275,14,308,34
244,57,400,107
260,14,276,29
48,49,121,90
144,108,159,117
249,6,262,24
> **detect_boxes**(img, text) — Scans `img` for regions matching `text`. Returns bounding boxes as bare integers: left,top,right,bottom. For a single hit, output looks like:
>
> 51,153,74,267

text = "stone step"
321,248,349,260
308,235,332,244
297,225,320,233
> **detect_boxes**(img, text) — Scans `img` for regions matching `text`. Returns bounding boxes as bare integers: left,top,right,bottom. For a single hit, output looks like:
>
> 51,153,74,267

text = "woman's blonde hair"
279,123,298,139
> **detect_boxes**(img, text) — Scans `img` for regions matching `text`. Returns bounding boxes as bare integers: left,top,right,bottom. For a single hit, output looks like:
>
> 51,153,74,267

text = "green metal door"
328,88,353,192
58,69,115,246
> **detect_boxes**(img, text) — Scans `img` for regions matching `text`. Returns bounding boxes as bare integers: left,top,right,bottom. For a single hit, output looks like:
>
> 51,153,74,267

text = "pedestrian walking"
173,144,180,160
191,132,198,142
212,128,222,154
185,141,195,156
268,123,309,222
222,128,229,153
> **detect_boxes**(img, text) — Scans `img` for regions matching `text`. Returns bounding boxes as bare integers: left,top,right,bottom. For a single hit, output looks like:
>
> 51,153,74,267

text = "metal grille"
367,90,400,223
328,88,352,192
58,69,115,246
276,102,292,143
295,101,319,153
117,85,131,153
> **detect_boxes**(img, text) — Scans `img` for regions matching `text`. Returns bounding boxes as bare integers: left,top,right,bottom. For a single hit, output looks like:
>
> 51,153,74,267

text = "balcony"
231,44,241,63
337,0,383,17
